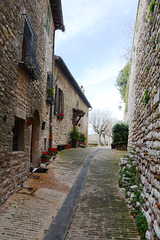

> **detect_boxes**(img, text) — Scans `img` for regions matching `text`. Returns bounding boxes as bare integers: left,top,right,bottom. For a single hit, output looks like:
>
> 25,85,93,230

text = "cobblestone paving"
65,149,140,240
0,148,95,240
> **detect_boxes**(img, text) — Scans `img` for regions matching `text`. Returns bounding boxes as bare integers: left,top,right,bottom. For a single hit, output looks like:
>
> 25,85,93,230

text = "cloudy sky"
55,0,138,132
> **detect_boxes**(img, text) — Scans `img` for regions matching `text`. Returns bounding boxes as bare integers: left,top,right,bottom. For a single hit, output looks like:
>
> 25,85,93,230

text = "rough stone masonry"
127,0,160,239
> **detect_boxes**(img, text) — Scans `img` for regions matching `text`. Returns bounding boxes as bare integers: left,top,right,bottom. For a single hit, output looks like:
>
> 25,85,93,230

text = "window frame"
19,14,41,81
46,4,51,37
54,86,64,116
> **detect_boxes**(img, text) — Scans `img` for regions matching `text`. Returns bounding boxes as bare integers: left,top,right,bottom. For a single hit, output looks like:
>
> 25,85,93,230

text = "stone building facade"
0,0,64,204
53,56,92,147
128,0,160,238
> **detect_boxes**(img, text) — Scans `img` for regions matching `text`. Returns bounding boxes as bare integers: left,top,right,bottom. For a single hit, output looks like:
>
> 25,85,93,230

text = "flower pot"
71,140,77,148
57,117,63,121
41,157,49,163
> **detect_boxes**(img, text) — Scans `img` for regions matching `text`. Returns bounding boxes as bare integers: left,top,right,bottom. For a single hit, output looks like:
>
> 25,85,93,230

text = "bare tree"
120,22,135,63
90,109,113,147
102,117,117,147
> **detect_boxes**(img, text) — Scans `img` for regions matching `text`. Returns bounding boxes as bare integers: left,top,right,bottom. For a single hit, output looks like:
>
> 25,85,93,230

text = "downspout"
49,29,55,148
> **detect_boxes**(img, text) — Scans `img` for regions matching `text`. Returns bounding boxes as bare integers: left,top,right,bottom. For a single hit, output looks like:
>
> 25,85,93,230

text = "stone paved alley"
0,148,140,240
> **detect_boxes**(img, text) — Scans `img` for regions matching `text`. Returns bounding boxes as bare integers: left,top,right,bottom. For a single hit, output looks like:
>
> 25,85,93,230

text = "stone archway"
30,110,40,167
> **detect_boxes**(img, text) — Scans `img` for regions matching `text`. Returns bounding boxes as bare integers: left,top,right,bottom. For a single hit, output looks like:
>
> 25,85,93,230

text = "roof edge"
55,56,92,109
50,0,65,31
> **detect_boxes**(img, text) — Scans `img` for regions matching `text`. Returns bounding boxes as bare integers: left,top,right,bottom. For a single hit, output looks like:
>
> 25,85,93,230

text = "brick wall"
128,0,160,238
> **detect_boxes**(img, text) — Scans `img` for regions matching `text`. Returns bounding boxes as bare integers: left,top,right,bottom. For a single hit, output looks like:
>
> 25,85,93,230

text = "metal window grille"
19,14,41,81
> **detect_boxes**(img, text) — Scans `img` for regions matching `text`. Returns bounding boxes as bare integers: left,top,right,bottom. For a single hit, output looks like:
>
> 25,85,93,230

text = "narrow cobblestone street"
65,149,140,240
0,148,140,240
0,148,95,240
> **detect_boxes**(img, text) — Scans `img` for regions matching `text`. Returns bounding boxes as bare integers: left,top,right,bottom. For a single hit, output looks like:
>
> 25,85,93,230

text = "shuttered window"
46,4,51,37
19,14,40,80
54,86,64,115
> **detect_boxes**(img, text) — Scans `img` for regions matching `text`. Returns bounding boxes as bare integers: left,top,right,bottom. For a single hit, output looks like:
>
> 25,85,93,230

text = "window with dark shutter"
54,86,64,115
46,4,51,37
19,14,41,81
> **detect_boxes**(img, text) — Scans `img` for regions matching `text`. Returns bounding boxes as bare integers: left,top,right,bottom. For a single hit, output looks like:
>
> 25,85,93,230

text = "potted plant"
48,147,58,155
70,127,80,148
27,116,34,126
41,151,51,163
46,88,54,104
79,133,86,142
57,113,64,121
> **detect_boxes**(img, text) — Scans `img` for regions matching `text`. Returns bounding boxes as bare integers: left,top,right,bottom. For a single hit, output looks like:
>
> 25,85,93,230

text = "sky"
55,0,138,133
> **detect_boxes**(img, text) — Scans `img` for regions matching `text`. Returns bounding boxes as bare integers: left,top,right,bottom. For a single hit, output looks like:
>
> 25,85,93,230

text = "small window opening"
44,138,47,150
12,118,25,151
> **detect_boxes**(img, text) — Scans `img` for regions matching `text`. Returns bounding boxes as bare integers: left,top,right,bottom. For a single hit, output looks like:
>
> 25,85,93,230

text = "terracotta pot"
57,117,63,121
41,157,49,163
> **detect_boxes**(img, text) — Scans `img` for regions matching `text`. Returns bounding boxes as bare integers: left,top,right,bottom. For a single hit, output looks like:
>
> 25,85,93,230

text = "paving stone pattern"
43,149,100,240
65,149,140,240
0,148,95,240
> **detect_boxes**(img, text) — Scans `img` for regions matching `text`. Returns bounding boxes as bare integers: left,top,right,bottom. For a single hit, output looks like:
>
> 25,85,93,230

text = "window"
44,138,47,150
12,118,25,151
54,86,64,115
46,4,51,37
19,14,40,80
46,72,54,104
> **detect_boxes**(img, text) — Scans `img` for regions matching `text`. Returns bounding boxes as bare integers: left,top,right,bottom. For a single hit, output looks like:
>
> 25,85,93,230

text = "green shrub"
131,208,148,239
149,0,155,13
79,133,86,141
112,122,129,146
70,127,80,141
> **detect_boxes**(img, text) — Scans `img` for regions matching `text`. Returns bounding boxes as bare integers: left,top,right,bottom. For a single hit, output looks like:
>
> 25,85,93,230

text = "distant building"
53,56,92,147
88,134,112,147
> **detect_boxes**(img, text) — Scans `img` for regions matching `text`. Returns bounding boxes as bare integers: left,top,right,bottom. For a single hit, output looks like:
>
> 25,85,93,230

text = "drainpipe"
49,29,55,148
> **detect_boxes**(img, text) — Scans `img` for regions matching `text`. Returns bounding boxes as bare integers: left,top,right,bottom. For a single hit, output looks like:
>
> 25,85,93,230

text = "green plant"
119,152,148,239
47,88,54,97
149,0,155,13
152,44,156,51
57,113,64,120
116,62,131,102
149,15,154,22
130,186,144,205
145,67,150,74
41,151,51,159
131,208,148,239
140,89,150,106
79,133,86,142
70,127,80,141
112,122,129,146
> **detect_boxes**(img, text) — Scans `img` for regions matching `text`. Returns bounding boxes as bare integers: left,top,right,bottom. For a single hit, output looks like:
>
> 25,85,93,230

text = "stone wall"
53,63,89,146
0,0,54,204
128,0,160,238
